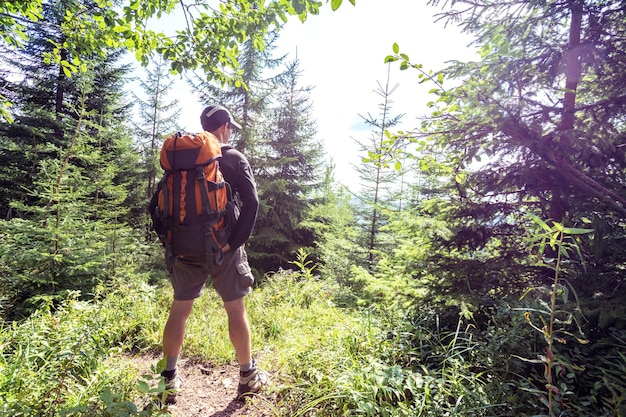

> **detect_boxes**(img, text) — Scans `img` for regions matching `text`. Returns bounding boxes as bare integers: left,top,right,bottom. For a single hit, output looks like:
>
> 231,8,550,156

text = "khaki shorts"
169,246,254,302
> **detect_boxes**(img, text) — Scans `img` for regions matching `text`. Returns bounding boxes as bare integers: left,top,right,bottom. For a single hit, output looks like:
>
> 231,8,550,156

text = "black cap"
200,105,242,132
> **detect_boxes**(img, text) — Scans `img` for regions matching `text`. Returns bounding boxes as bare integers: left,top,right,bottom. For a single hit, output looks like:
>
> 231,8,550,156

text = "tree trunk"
549,0,584,223
54,48,67,140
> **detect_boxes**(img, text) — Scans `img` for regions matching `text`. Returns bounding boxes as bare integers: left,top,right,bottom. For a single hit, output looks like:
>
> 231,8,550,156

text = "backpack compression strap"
195,165,227,265
157,172,170,222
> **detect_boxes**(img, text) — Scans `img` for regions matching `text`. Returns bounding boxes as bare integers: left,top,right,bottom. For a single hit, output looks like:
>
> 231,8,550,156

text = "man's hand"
215,243,230,266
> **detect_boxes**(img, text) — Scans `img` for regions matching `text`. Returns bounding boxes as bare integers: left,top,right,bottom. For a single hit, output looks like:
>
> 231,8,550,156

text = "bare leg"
163,299,195,359
223,297,252,366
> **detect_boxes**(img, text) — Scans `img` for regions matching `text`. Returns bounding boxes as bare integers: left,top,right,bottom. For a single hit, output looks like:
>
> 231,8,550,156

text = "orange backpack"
154,131,231,264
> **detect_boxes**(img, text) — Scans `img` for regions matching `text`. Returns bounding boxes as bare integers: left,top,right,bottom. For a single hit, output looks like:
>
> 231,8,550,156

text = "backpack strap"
196,165,216,217
195,165,227,266
207,160,227,217
157,172,170,223
154,172,175,271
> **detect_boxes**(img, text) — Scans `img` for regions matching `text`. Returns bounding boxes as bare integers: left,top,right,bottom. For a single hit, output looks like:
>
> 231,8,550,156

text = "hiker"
151,105,266,404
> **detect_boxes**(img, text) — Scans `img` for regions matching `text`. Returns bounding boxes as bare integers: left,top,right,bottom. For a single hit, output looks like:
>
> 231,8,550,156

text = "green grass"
154,269,384,415
0,263,383,416
1,262,625,417
0,277,158,416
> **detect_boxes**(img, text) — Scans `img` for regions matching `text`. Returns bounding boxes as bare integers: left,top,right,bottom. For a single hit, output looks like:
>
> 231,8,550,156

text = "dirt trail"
130,353,272,417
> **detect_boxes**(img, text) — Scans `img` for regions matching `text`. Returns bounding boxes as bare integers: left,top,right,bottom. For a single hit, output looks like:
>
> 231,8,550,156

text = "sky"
170,1,478,186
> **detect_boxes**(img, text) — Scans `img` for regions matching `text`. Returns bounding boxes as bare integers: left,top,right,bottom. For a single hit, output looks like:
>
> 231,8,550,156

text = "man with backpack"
151,104,266,404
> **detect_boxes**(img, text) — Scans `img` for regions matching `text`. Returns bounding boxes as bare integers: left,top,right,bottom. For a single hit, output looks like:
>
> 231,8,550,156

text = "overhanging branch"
500,117,626,218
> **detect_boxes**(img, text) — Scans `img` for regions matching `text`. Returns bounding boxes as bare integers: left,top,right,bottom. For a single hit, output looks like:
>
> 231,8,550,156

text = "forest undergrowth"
1,244,626,417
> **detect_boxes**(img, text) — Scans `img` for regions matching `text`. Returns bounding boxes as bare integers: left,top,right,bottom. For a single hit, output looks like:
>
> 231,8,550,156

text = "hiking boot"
162,371,182,405
237,365,268,399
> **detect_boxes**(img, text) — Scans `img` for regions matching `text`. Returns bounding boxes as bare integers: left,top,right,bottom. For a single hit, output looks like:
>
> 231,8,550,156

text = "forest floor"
128,353,274,417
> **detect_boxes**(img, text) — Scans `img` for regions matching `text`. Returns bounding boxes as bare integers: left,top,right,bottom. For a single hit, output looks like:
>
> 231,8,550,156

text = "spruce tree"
132,58,180,226
353,69,406,271
190,30,285,157
1,74,138,318
0,0,141,317
304,163,366,285
190,32,326,274
0,0,68,218
249,57,324,273
383,1,626,301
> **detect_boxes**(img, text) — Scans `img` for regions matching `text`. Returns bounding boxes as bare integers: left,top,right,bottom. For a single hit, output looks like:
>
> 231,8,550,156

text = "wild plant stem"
547,231,565,417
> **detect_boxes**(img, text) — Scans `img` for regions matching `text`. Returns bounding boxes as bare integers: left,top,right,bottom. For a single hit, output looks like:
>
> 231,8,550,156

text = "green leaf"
529,213,551,232
511,354,545,364
137,381,150,393
392,42,399,54
561,227,593,235
155,357,167,373
331,0,342,11
395,160,402,170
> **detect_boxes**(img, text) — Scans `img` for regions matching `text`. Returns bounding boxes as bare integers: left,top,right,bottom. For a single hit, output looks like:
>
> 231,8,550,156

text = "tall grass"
1,247,625,416
0,274,162,416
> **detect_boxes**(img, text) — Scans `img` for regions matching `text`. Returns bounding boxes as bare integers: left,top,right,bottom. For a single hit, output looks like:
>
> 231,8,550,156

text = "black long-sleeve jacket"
219,145,259,250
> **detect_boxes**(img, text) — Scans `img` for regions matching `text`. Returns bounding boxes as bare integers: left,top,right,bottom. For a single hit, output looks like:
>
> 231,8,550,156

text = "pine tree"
132,58,180,220
249,57,324,273
353,68,406,271
0,0,142,317
304,163,366,284
190,30,286,156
